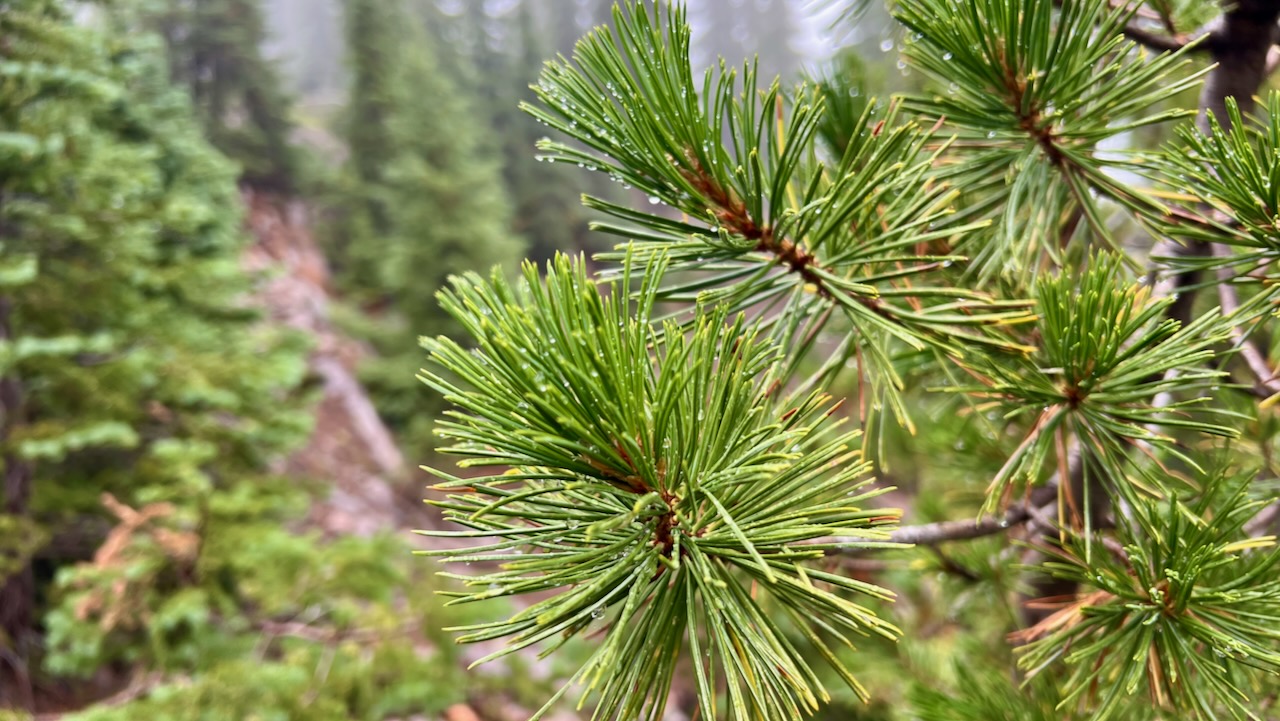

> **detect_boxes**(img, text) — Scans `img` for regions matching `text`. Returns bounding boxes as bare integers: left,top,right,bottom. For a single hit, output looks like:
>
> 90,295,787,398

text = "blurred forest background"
0,1,943,719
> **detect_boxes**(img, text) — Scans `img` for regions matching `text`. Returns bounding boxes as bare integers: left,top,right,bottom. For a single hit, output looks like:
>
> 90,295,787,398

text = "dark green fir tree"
146,0,300,190
503,0,589,261
335,0,524,457
1,4,529,717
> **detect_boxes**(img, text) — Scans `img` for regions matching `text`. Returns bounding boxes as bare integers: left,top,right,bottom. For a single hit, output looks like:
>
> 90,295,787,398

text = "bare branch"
1121,23,1195,53
835,483,1060,550
882,504,1040,545
33,672,183,721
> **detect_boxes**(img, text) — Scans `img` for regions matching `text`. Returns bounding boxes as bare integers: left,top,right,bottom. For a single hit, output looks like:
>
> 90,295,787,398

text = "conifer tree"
501,1,589,261
421,1,1280,720
147,0,300,190
2,6,521,717
335,0,524,455
0,0,309,695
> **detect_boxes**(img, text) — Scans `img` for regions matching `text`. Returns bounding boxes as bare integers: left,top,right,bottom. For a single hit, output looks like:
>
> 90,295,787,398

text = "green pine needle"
417,254,902,721
897,0,1205,283
1013,470,1280,721
525,0,1035,432
1152,92,1280,273
944,253,1239,514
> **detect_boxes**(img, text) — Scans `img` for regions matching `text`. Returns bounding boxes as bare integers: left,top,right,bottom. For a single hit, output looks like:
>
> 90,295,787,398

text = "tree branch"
1148,3,1280,393
838,483,1060,550
882,504,1039,545
1214,245,1280,398
1121,23,1196,53
33,672,181,721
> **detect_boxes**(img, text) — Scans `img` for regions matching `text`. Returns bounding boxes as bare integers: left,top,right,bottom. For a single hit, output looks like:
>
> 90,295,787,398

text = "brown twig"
256,619,415,645
675,150,903,325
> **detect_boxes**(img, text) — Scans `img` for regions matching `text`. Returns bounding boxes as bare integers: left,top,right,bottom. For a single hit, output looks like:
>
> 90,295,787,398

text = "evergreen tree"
147,0,300,190
419,1,611,263
502,1,589,261
335,0,524,455
1,5,541,717
420,2,1280,720
0,0,309,695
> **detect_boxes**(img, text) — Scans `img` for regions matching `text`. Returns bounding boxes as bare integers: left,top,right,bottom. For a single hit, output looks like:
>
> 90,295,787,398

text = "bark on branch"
836,484,1060,550
1121,23,1198,53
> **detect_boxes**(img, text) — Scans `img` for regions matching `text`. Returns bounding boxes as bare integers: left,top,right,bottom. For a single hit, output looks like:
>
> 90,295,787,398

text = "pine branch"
835,473,1062,549
1120,22,1195,53
1012,472,1280,721
1069,0,1212,53
418,254,903,721
30,672,179,721
675,150,908,327
948,254,1237,515
884,504,1040,545
900,0,1206,281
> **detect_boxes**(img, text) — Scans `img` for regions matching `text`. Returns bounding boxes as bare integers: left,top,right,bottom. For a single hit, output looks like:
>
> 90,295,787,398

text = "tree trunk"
0,296,33,649
0,294,34,710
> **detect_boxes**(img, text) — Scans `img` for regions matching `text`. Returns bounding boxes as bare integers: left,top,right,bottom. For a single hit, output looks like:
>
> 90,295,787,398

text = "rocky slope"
242,189,408,537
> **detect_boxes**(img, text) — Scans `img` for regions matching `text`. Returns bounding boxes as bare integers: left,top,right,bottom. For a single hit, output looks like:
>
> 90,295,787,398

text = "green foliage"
420,255,901,721
50,527,480,721
14,0,1280,718
134,0,301,190
0,5,532,719
418,1,1280,720
897,0,1204,281
502,1,592,263
0,515,46,582
0,0,309,522
527,2,1032,429
330,0,525,459
910,662,1097,721
1015,471,1280,720
1152,92,1280,271
949,254,1238,513
810,50,877,158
